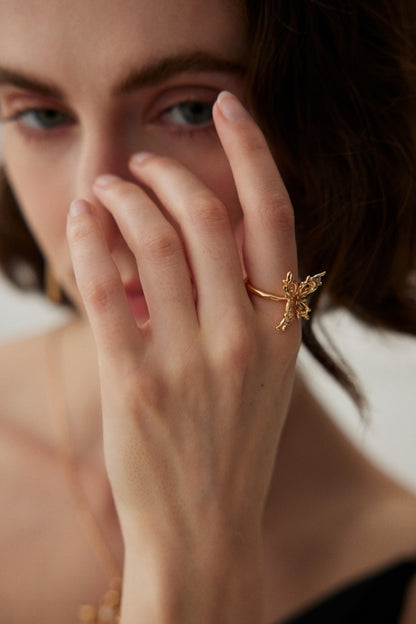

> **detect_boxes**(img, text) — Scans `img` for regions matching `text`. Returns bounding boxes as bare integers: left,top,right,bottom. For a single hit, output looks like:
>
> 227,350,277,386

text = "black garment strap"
277,559,416,624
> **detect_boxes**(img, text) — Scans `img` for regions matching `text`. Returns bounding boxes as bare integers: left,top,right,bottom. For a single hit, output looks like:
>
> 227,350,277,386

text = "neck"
264,372,379,533
51,317,103,460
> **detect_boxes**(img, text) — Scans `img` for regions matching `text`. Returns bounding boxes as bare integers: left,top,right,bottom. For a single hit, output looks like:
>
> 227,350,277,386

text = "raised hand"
67,92,300,623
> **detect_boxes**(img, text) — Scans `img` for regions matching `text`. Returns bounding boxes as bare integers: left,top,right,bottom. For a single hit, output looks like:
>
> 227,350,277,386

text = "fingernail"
217,91,249,122
69,199,90,217
94,174,120,188
130,151,153,165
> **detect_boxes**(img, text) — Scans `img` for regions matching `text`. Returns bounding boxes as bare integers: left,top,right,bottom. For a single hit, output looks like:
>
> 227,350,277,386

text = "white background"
1,273,415,492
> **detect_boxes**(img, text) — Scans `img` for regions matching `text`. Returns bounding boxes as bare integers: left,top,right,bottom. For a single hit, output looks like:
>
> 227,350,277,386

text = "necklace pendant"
78,578,122,623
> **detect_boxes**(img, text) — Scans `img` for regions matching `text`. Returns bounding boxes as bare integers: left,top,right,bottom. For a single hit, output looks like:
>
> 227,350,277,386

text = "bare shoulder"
0,329,49,453
379,481,416,546
0,330,54,448
0,328,49,361
364,476,416,564
0,331,46,391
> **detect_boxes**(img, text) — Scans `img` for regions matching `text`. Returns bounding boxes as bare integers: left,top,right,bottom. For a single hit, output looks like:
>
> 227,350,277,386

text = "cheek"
4,144,72,264
5,144,65,229
9,176,63,259
5,151,84,307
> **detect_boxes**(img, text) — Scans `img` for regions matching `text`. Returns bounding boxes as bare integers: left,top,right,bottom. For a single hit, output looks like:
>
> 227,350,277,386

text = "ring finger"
213,92,299,336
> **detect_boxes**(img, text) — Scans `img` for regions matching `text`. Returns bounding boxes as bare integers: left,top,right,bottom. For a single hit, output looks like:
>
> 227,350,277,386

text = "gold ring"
245,271,326,331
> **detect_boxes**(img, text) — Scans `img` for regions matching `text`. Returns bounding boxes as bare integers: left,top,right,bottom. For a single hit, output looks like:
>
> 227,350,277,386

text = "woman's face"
0,0,247,315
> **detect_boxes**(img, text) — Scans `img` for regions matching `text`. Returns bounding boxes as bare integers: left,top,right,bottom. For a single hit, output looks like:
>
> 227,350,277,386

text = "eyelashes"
0,107,74,143
7,108,73,130
161,100,214,128
0,98,216,142
0,108,71,130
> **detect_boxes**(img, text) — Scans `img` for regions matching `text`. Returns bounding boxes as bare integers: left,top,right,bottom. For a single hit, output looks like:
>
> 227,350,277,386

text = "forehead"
0,0,246,94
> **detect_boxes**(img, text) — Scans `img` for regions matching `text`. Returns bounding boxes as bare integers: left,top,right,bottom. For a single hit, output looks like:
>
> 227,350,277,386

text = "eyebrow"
0,52,246,100
0,68,63,98
113,52,246,95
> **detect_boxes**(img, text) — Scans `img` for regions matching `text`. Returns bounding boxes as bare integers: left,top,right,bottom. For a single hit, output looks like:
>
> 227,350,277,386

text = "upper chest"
0,431,122,624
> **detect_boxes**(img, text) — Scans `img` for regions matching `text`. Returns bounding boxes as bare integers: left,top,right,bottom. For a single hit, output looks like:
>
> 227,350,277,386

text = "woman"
0,0,415,622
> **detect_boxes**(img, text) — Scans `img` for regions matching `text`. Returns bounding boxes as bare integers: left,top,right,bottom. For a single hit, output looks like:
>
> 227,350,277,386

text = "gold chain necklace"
45,327,122,623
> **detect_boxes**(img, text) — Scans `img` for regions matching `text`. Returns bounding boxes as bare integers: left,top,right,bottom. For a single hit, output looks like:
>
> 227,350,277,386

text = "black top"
277,559,416,624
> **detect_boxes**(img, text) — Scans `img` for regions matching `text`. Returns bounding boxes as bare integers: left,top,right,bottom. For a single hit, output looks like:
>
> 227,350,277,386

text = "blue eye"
164,101,213,127
9,108,71,130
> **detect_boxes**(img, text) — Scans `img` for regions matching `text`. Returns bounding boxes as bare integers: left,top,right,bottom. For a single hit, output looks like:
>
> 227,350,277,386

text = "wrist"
120,523,264,624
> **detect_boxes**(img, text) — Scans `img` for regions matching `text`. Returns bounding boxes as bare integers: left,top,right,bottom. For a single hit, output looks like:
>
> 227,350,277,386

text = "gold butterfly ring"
245,271,326,331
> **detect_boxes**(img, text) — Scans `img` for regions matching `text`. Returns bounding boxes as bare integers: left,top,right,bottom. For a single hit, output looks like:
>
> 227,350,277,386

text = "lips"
123,277,143,296
122,278,149,318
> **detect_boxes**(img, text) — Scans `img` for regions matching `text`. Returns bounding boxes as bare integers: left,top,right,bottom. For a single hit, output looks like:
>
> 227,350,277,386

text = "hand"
67,92,300,622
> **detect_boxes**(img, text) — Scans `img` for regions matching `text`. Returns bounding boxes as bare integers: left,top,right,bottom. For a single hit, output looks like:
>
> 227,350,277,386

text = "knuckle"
192,193,228,228
259,192,295,233
216,319,257,369
82,274,119,311
141,226,181,262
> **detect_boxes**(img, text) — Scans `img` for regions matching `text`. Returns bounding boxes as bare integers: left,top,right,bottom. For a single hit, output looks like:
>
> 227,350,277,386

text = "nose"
73,124,136,251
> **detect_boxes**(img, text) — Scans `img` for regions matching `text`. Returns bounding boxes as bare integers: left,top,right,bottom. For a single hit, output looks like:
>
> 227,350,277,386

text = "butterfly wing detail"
276,271,326,331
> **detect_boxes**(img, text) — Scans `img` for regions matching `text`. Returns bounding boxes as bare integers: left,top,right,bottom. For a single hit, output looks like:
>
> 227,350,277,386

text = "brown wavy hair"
1,0,415,406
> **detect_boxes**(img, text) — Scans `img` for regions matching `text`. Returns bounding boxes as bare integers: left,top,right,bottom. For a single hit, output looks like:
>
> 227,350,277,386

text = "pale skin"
0,1,416,623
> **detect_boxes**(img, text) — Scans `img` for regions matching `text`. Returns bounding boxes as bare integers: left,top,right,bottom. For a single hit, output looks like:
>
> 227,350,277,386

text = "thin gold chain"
44,327,122,622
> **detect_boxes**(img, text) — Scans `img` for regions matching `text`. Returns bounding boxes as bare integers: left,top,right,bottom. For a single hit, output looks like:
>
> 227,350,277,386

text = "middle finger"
129,153,251,332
